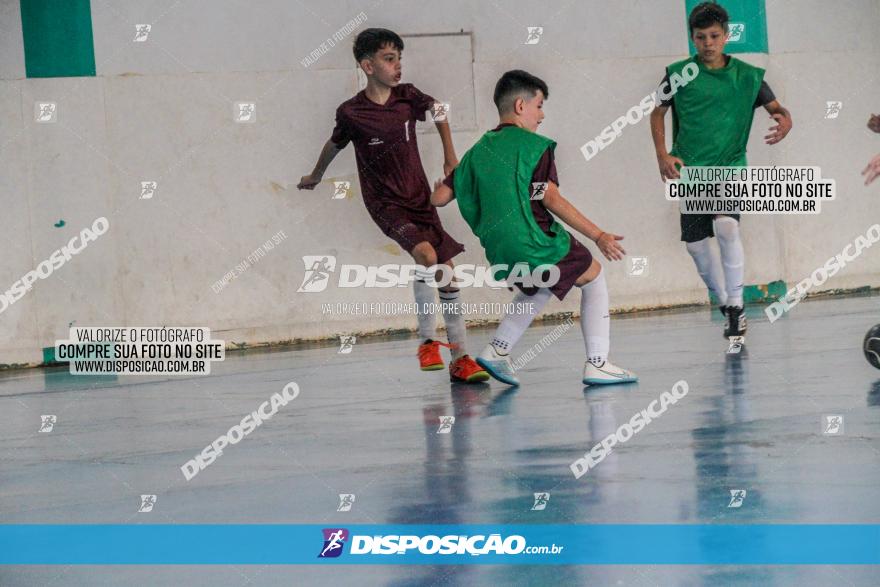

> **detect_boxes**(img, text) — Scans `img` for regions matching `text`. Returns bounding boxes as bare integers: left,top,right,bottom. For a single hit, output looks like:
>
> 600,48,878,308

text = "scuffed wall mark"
379,244,402,256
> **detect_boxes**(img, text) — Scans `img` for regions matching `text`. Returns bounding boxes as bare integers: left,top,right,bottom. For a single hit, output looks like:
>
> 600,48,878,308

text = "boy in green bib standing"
431,70,637,387
649,2,792,338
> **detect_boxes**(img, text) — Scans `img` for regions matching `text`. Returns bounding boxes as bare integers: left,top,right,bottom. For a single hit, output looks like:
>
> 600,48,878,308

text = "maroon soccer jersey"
331,83,463,262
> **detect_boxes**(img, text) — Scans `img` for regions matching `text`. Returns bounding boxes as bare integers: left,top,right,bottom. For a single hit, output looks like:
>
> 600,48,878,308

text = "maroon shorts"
371,205,464,264
515,233,593,300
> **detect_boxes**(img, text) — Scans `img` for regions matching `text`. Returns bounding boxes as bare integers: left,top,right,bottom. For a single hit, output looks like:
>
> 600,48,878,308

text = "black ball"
864,324,880,369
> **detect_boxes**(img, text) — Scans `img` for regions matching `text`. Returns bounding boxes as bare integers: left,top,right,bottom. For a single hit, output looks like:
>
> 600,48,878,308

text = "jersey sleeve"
531,146,560,187
330,106,351,148
406,84,438,122
442,169,455,192
753,80,776,109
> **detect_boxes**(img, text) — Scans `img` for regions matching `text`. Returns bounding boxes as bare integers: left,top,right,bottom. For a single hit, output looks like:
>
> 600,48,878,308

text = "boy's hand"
431,178,455,207
595,232,626,261
657,153,684,180
868,114,880,134
443,159,458,177
863,153,880,186
297,174,322,190
765,112,791,145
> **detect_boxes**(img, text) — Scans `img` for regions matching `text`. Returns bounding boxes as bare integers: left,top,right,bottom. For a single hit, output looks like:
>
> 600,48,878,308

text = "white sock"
413,274,436,340
440,288,466,360
714,216,744,307
579,268,610,366
491,288,553,355
685,237,728,306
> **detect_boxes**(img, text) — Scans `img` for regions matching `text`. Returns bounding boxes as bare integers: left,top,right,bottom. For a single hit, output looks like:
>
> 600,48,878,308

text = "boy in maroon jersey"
297,28,488,383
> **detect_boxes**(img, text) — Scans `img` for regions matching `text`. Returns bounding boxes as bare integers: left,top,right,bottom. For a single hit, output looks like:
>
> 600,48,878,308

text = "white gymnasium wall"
1,0,879,365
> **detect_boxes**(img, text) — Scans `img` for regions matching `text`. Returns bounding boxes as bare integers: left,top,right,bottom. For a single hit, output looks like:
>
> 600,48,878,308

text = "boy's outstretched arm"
763,100,792,145
650,105,684,181
297,139,345,190
541,182,626,261
432,105,458,176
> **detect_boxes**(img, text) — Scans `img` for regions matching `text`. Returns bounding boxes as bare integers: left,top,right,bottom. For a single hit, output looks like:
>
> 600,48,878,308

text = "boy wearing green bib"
431,70,637,387
649,2,792,338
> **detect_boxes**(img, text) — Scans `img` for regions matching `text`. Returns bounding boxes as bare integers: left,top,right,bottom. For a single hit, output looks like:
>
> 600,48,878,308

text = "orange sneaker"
449,355,490,383
418,340,449,371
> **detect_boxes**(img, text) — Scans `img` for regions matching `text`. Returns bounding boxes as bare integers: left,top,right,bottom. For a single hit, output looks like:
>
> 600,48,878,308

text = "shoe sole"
450,371,490,383
420,364,444,371
583,375,638,386
475,357,519,386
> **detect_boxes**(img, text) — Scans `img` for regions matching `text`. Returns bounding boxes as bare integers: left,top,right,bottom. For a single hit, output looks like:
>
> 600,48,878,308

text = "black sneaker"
719,305,729,318
724,306,747,338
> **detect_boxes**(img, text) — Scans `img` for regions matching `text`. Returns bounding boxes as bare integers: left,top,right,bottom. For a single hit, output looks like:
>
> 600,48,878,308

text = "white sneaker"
582,360,638,386
476,344,519,386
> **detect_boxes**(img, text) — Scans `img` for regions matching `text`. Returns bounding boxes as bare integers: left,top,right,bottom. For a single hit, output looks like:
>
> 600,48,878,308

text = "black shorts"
515,233,593,301
371,205,465,264
680,213,740,243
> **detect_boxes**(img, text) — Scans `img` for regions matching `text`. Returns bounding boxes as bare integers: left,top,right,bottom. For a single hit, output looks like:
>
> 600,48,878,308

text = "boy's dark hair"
353,28,404,62
493,70,549,114
688,2,729,34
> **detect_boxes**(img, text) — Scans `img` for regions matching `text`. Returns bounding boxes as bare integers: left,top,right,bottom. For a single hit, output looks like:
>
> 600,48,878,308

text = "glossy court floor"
2,294,879,586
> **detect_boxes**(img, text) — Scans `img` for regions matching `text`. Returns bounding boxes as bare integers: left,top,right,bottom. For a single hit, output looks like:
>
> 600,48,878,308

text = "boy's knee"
575,259,602,286
713,216,739,241
410,242,437,268
685,238,710,256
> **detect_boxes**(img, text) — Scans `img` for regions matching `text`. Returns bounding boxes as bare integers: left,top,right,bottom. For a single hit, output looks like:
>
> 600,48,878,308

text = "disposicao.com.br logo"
317,529,563,558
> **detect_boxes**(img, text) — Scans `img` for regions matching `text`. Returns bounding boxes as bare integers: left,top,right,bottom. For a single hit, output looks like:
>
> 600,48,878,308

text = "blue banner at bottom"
1,525,879,565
